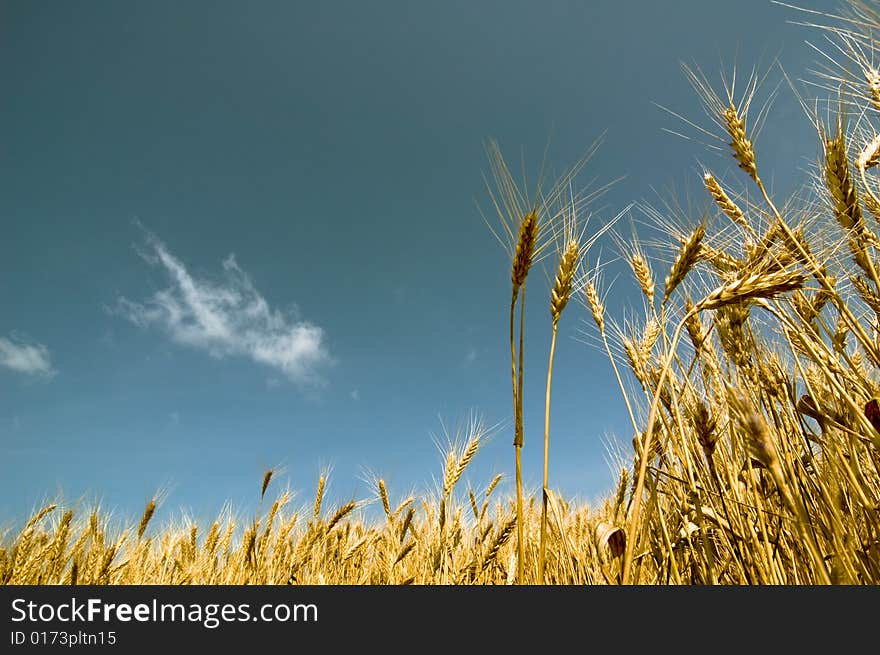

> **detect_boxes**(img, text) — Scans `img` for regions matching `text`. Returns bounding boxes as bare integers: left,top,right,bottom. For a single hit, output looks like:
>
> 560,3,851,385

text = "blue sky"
1,0,828,525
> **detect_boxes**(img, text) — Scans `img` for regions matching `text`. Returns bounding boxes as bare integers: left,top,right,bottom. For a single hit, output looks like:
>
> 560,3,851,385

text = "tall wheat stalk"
538,202,619,583
481,138,604,582
511,210,537,583
539,219,579,583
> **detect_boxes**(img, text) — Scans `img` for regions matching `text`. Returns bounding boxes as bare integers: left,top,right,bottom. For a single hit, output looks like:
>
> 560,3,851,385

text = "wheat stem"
539,323,559,585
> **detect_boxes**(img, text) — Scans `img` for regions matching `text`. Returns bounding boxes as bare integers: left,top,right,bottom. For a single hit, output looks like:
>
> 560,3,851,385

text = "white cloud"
350,389,360,401
116,234,332,386
463,347,477,367
0,336,55,377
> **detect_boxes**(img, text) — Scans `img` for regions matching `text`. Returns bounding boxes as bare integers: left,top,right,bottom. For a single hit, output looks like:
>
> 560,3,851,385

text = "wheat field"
4,1,880,585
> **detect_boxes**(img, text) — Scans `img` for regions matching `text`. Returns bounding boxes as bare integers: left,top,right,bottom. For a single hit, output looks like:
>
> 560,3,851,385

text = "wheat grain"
313,475,325,520
137,499,156,541
261,470,274,501
704,172,749,228
664,223,705,303
630,250,655,306
695,270,806,311
512,211,539,290
378,479,392,521
585,279,606,333
724,105,758,182
551,238,580,324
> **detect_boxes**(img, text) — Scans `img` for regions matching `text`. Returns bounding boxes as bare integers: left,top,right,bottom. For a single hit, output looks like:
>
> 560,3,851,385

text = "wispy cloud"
350,389,360,401
0,336,55,377
116,233,332,386
463,347,477,367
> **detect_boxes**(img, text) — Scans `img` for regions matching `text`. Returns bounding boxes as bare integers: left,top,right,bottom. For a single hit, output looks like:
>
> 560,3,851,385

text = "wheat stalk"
540,221,582,583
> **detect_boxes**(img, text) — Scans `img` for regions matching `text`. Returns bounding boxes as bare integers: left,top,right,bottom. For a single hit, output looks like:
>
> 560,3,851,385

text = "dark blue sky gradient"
1,0,828,526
